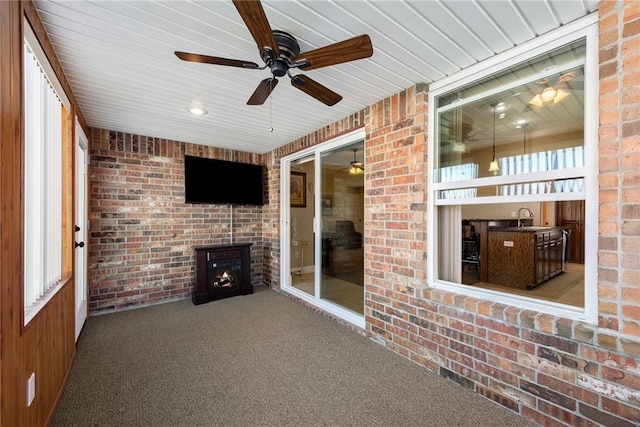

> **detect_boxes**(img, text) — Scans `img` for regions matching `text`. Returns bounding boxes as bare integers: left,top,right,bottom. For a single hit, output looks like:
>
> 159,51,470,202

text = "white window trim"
427,14,599,324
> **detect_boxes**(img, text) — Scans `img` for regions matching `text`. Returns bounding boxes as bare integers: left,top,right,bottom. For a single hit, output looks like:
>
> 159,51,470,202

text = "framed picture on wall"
290,172,306,207
321,195,333,216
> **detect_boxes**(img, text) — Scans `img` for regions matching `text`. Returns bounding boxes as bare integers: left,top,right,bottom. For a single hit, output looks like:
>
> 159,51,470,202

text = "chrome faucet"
517,207,534,227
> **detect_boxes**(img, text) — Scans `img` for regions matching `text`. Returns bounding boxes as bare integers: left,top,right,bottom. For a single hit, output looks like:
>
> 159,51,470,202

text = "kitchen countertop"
489,226,565,233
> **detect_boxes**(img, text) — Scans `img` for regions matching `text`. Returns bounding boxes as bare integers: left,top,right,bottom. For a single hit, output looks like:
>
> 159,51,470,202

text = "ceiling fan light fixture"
349,166,363,175
540,87,557,103
554,88,569,103
529,94,543,107
348,148,364,175
529,85,571,107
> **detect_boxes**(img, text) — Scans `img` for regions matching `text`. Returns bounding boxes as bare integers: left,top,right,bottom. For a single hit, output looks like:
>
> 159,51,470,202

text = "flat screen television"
184,155,265,205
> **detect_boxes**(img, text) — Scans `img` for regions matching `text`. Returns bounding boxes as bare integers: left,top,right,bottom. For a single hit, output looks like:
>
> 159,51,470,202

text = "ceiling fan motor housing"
269,30,300,77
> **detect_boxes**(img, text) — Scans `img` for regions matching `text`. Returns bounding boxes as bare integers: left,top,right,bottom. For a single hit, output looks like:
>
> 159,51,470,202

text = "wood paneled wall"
1,2,89,425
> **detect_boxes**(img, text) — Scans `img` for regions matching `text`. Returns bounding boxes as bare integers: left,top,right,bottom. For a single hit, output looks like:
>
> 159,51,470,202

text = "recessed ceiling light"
187,106,208,116
516,119,527,125
494,102,507,112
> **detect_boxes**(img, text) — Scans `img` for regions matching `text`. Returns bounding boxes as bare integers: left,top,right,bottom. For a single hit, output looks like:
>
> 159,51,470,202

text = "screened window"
428,17,597,322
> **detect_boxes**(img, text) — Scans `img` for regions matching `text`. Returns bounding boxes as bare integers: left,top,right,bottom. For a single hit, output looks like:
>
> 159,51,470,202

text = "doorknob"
75,241,85,248
75,225,80,232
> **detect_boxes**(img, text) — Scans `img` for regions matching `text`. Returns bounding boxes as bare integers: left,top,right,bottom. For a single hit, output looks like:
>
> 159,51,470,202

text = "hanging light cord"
269,76,274,132
492,107,496,160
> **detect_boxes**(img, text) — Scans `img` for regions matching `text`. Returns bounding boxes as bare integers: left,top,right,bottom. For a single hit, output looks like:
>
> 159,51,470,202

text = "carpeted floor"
52,286,536,427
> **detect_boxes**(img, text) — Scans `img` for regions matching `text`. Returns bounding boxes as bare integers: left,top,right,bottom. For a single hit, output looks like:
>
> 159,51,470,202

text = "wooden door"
556,200,585,264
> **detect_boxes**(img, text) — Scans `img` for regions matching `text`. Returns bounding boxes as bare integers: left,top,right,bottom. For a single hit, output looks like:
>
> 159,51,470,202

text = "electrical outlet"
511,211,516,218
27,372,35,407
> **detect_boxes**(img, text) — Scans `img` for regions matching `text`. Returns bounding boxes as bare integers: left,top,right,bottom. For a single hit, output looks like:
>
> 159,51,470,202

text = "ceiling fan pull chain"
269,76,274,132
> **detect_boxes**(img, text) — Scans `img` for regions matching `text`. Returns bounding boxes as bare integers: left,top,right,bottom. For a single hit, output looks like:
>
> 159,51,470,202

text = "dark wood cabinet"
488,227,563,289
465,219,529,282
534,230,563,285
556,200,585,263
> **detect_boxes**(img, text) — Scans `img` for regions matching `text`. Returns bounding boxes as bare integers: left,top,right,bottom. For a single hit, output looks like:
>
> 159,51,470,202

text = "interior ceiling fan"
175,0,373,106
441,121,475,154
528,69,583,107
347,148,364,175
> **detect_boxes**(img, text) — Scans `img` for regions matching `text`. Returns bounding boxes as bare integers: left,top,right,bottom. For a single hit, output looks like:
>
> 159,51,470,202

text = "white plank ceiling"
34,0,599,154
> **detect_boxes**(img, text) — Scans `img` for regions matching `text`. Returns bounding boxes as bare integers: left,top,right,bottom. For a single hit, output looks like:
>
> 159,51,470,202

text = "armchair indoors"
333,220,363,249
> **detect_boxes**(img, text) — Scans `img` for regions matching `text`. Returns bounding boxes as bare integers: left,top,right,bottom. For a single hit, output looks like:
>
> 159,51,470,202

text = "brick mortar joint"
594,327,640,343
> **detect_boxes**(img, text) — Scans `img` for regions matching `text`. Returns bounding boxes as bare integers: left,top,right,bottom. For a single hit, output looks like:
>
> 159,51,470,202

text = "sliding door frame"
280,128,366,328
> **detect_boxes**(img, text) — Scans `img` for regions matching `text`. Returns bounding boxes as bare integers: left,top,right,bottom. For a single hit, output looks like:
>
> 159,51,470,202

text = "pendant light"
516,121,529,154
488,104,500,173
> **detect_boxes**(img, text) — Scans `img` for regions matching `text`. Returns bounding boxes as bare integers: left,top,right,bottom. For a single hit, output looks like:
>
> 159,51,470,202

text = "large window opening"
429,16,597,322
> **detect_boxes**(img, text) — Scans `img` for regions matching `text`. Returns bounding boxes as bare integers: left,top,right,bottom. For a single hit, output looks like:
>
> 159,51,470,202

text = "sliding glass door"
319,143,365,314
289,156,315,297
282,129,365,327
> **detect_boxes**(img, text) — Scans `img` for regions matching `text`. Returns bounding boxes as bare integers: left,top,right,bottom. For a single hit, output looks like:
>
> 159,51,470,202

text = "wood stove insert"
193,243,253,305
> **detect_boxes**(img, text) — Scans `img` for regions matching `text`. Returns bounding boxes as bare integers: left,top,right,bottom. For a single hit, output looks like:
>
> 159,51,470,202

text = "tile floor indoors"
290,262,584,313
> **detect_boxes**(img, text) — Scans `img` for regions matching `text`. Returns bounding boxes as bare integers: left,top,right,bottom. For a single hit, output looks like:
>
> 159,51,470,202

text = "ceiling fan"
528,69,583,107
441,121,475,154
175,0,373,106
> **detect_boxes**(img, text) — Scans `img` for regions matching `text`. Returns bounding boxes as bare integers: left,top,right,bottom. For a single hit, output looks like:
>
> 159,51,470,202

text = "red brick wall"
88,129,265,311
353,5,640,427
598,0,640,338
363,83,429,338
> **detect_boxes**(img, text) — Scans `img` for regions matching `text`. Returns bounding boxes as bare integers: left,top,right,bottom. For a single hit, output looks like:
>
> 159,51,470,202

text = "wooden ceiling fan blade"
175,52,260,69
295,35,373,71
247,78,279,105
565,80,584,91
232,0,280,58
290,75,342,106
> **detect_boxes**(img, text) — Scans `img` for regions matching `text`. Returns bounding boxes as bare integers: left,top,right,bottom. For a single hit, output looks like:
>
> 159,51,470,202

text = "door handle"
75,225,80,232
75,241,85,248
